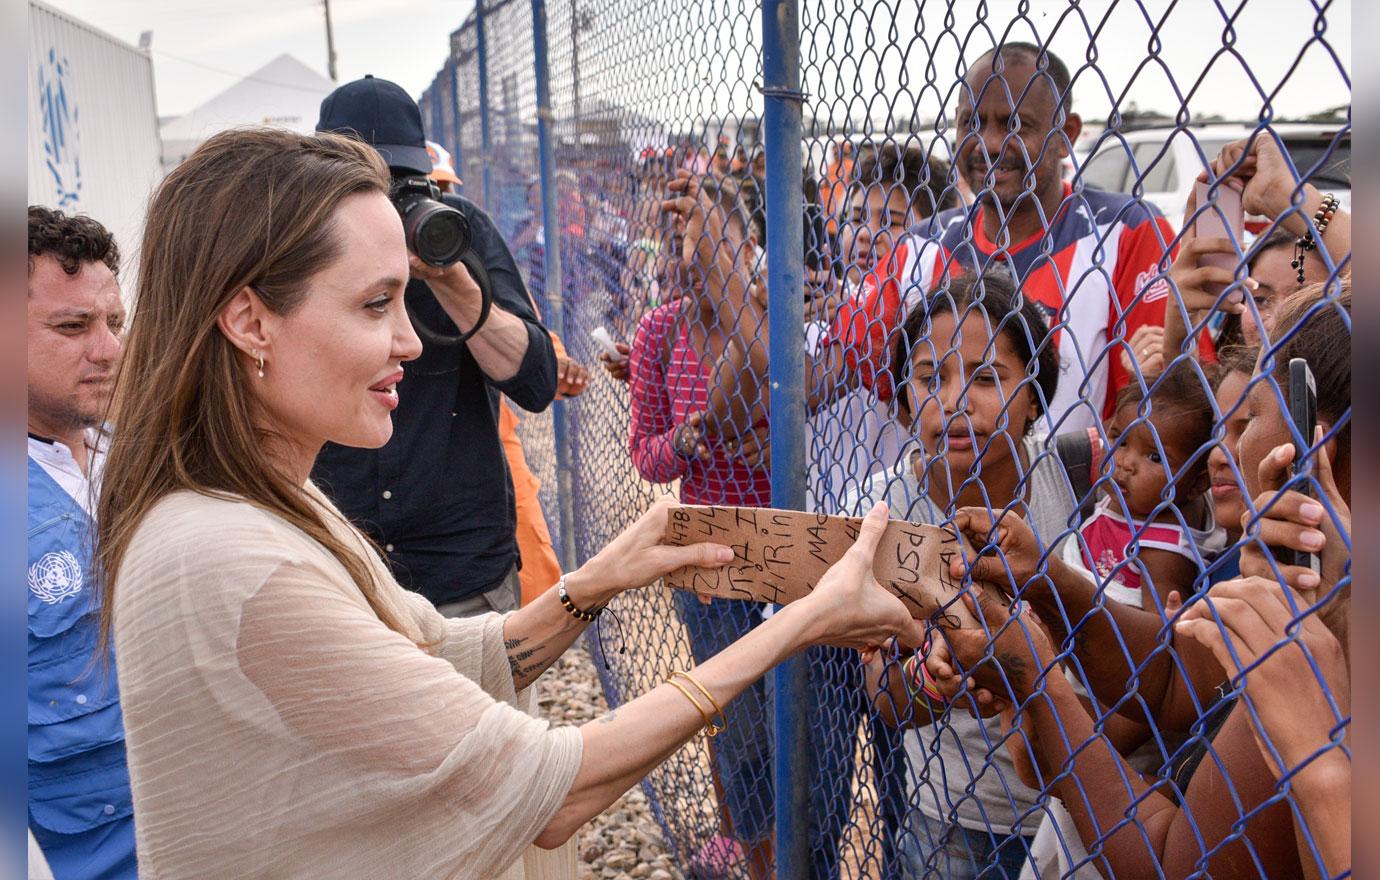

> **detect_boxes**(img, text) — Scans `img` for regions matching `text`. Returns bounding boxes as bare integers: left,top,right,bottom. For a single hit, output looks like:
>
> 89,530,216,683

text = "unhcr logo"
37,48,82,209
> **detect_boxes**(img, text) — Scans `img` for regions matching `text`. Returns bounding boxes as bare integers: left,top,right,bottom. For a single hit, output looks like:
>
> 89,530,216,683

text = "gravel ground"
537,642,686,880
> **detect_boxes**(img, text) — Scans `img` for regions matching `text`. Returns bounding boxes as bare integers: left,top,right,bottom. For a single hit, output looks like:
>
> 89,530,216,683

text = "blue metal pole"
531,0,578,574
448,58,463,192
474,0,495,211
429,79,443,146
761,0,809,873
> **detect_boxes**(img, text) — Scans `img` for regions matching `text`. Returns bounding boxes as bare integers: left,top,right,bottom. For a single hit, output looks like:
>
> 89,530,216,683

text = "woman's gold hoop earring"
252,349,265,379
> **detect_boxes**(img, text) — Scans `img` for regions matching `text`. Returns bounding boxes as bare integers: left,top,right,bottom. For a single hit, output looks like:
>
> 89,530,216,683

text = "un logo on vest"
29,550,83,605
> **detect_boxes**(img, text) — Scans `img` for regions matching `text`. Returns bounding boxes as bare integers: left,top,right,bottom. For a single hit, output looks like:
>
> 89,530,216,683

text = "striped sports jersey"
830,183,1192,432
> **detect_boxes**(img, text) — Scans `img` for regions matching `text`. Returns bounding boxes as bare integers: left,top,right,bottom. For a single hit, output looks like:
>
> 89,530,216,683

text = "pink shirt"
1078,496,1223,605
627,303,772,506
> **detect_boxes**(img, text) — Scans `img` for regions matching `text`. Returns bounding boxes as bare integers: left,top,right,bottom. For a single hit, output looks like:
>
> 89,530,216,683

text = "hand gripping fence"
418,1,1351,877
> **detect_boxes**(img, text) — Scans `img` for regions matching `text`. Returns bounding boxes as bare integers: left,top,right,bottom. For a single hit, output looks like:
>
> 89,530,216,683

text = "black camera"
390,176,471,267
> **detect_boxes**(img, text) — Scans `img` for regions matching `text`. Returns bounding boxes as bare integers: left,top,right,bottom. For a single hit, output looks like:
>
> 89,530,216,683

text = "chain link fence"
420,1,1351,877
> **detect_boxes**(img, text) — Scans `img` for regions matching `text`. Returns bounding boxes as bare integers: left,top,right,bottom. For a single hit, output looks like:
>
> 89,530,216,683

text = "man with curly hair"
27,205,137,879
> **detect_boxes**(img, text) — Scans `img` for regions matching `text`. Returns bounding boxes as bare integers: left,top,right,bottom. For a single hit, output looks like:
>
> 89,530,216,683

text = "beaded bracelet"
557,576,602,622
902,645,948,707
1292,192,1339,284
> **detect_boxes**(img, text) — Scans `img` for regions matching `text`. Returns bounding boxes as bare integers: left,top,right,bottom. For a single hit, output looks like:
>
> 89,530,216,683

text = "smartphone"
590,326,626,363
1192,180,1245,301
1281,358,1320,574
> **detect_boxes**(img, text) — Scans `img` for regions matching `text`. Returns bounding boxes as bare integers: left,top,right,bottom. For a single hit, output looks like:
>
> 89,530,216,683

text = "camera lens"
405,201,470,267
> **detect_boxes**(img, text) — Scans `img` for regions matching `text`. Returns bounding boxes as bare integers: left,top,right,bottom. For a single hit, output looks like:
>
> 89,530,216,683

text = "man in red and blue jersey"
830,42,1193,433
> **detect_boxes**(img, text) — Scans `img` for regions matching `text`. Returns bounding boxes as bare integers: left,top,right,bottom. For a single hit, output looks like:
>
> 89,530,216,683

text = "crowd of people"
598,40,1351,880
24,31,1349,880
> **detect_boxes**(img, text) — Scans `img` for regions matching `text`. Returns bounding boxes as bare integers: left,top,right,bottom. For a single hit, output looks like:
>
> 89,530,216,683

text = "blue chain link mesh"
419,2,1351,877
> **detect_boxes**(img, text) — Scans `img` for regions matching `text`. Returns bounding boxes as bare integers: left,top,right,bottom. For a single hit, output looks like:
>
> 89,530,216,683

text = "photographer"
312,75,558,617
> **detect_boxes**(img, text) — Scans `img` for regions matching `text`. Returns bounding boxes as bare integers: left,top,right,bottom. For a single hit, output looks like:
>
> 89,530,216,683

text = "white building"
159,53,335,170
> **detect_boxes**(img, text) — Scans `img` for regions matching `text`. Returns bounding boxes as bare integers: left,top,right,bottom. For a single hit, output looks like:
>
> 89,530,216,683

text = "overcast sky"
46,0,1351,125
47,0,467,116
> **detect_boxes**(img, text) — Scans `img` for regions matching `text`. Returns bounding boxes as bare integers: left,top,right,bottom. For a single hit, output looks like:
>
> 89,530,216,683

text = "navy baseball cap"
317,74,432,174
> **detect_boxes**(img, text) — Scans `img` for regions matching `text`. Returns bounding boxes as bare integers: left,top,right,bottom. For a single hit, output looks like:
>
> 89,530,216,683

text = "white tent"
159,54,334,169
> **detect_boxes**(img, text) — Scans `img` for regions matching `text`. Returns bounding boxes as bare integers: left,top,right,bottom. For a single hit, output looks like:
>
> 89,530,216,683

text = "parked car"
1074,122,1350,232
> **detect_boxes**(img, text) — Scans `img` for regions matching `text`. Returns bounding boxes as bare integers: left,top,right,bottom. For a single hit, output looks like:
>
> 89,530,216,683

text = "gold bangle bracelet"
666,679,722,737
671,670,727,733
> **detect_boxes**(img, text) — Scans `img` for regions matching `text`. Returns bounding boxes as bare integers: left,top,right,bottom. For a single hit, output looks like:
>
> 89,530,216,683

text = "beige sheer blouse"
113,486,583,879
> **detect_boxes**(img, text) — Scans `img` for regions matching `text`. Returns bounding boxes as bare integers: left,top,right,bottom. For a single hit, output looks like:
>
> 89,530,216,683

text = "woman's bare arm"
537,503,927,847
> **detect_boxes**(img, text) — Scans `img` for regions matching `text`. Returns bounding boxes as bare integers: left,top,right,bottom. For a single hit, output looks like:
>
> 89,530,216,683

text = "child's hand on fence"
949,507,1043,589
1239,432,1350,594
556,357,590,398
801,501,927,654
1174,575,1350,782
661,170,746,313
598,343,631,382
728,422,771,471
671,412,713,462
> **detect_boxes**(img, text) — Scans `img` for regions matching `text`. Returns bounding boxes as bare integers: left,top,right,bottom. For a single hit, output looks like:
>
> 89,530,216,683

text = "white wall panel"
28,0,162,286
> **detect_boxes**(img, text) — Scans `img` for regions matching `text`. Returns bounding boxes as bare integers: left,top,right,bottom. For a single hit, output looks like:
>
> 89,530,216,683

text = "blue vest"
28,455,137,879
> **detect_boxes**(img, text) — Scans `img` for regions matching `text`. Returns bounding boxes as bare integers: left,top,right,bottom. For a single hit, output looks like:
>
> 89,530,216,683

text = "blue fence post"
429,79,443,147
761,0,810,873
448,58,462,189
531,0,578,573
474,0,495,211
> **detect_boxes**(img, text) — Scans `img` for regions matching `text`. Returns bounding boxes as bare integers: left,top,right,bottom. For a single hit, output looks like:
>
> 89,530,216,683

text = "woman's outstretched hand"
800,502,927,655
571,497,733,604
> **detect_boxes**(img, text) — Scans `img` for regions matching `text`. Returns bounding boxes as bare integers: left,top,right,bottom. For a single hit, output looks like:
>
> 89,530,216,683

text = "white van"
1075,123,1350,231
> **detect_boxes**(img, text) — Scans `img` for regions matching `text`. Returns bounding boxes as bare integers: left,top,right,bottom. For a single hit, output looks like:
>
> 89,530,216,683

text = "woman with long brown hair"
97,127,925,879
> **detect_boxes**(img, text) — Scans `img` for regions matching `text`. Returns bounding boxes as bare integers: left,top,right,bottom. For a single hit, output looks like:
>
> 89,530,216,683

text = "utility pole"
323,0,338,81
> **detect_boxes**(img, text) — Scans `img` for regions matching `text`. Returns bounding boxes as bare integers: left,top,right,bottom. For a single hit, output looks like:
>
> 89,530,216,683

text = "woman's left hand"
1239,430,1351,593
570,497,734,603
1174,575,1350,780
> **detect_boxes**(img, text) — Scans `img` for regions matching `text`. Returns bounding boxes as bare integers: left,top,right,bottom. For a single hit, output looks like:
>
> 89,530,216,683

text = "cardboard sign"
664,505,985,628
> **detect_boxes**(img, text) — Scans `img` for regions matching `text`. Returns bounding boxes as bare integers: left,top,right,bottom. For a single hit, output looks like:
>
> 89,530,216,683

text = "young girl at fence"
94,128,929,880
630,172,869,879
1067,361,1225,612
855,269,1065,880
626,173,775,878
1200,345,1258,586
937,284,1350,879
